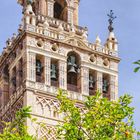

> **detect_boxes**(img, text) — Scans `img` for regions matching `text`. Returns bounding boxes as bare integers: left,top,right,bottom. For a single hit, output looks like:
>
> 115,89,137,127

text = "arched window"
67,52,81,92
54,0,68,22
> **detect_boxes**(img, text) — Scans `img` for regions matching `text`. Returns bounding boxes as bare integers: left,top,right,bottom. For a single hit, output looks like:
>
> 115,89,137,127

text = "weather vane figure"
107,10,117,32
26,0,33,5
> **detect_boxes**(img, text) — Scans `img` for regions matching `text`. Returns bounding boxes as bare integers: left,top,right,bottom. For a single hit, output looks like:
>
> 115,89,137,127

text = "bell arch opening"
67,52,81,92
54,0,68,22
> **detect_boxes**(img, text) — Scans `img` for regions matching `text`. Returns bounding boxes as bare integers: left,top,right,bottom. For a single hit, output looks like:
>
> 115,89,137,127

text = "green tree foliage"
57,89,138,140
134,60,140,72
0,106,36,140
0,90,139,140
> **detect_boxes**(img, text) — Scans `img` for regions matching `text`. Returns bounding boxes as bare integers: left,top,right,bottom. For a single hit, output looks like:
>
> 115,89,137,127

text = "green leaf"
134,67,140,73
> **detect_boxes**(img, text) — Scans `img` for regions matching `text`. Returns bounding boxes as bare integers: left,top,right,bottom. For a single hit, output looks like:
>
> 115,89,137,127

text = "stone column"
67,7,74,24
27,52,36,82
81,67,89,96
47,0,54,17
58,60,67,90
96,71,103,93
73,0,79,25
45,56,51,86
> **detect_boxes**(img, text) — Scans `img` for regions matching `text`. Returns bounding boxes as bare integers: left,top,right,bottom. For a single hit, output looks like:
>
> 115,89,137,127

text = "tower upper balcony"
17,0,88,42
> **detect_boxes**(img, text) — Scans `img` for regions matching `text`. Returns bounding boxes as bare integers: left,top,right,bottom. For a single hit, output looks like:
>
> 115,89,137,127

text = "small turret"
95,35,101,45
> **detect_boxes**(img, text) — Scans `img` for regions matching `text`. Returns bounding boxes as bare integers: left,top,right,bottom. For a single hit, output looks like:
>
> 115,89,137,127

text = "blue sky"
0,0,140,130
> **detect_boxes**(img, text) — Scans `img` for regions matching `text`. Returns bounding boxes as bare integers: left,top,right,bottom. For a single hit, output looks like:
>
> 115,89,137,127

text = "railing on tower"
36,15,88,36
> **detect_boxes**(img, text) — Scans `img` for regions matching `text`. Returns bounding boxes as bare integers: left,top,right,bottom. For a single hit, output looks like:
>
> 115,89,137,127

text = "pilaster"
45,56,51,86
97,71,103,93
58,60,67,90
81,67,89,96
27,52,36,82
110,75,116,101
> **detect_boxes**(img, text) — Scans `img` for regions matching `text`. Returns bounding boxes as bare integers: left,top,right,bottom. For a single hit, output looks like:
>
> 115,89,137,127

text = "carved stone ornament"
90,54,96,63
37,39,44,47
103,58,110,66
51,43,58,52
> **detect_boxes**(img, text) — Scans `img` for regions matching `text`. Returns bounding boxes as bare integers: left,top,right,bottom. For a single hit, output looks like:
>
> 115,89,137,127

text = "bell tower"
0,0,120,138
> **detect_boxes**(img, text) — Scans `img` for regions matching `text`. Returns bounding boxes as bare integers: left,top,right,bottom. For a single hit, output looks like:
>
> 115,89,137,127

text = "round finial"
107,10,117,32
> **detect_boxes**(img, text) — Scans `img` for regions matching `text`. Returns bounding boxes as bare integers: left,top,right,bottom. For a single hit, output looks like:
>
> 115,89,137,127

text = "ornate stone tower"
0,0,120,138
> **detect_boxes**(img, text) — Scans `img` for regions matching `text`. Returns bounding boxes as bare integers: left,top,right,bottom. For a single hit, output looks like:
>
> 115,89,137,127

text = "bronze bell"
89,75,94,89
103,79,109,93
51,64,57,80
36,60,42,76
68,55,77,74
68,65,77,73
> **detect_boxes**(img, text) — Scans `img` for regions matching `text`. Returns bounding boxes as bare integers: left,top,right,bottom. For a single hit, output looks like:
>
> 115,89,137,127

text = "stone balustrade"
0,14,118,64
37,15,87,35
